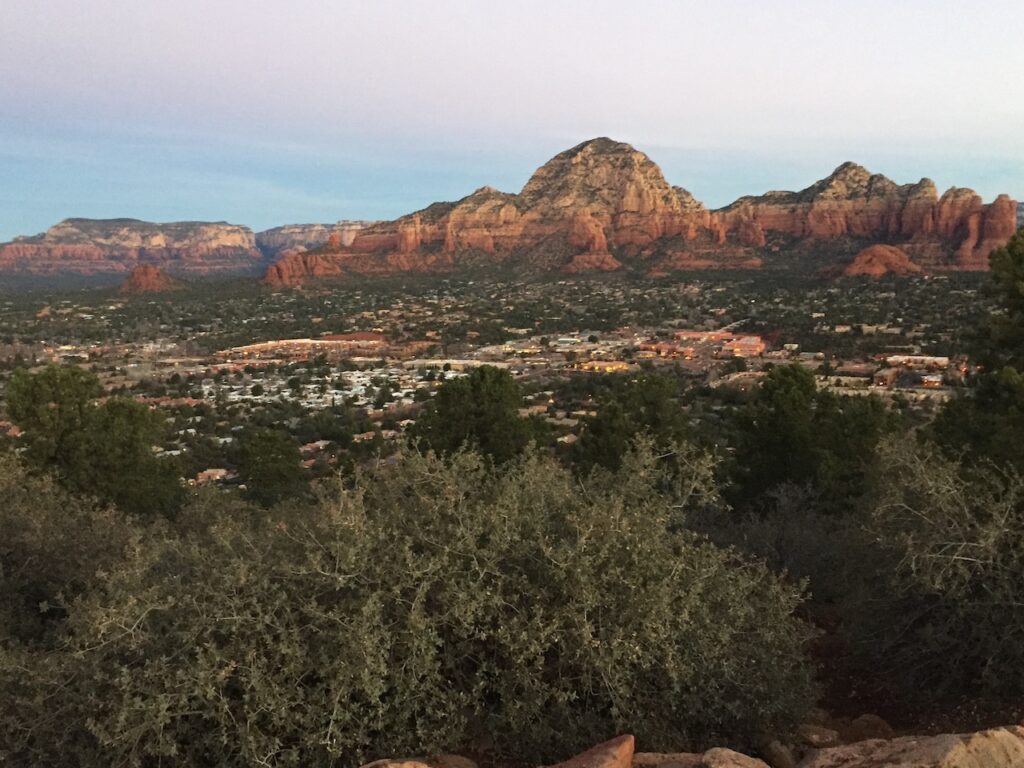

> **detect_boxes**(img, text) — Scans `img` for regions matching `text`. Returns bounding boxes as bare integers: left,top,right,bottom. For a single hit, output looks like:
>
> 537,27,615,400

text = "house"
874,368,900,388
721,336,766,357
518,404,550,417
579,360,631,373
301,439,333,454
195,468,231,486
674,330,732,343
886,355,950,370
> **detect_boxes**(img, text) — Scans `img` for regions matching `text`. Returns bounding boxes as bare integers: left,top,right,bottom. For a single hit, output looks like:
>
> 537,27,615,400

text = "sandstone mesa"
0,219,374,279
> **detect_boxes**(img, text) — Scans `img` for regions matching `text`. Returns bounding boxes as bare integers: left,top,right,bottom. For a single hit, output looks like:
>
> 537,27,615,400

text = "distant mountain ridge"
255,221,380,260
0,219,376,279
0,138,1017,285
266,138,1019,285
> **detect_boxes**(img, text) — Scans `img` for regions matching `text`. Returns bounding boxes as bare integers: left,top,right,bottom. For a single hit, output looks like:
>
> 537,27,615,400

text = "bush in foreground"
2,444,815,766
850,438,1024,701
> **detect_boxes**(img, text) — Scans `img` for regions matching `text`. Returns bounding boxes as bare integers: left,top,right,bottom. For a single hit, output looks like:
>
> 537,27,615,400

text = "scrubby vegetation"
0,444,814,766
3,230,1024,766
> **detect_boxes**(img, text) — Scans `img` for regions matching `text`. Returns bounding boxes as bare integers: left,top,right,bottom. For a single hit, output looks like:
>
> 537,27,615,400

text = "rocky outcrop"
255,221,376,259
718,165,1016,270
360,756,476,768
264,138,759,286
796,725,1024,768
119,264,184,294
359,724,1024,768
0,219,265,277
549,735,635,768
264,140,1017,286
842,245,922,277
634,751,704,768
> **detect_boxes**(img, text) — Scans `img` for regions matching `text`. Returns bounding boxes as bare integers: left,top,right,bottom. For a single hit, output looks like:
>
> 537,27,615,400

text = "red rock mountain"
265,138,1019,286
0,219,382,281
119,264,185,294
0,219,264,277
254,221,377,260
842,244,923,277
719,163,1018,269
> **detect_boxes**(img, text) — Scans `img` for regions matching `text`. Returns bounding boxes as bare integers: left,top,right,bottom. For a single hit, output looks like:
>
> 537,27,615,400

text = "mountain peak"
519,137,681,213
798,162,897,201
563,136,636,155
827,161,872,182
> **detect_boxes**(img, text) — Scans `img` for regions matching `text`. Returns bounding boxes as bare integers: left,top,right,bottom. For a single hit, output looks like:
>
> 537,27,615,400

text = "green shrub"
0,455,136,765
849,438,1024,700
690,482,874,605
409,365,538,463
8,445,815,766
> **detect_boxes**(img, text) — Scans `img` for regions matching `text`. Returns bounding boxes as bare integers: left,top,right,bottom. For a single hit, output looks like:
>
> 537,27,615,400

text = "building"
579,360,631,373
874,368,899,388
674,330,733,343
886,355,950,369
195,468,232,486
217,332,389,362
721,336,766,357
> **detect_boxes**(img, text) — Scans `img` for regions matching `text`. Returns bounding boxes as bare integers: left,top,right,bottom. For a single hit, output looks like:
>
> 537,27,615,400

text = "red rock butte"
119,264,185,294
842,244,923,278
263,138,1019,286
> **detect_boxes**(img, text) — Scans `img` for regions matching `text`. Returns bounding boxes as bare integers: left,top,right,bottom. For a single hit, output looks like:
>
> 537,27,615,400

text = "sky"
1,0,1022,242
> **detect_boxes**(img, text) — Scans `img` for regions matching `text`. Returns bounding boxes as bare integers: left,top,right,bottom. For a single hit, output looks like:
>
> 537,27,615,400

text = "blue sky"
2,0,1022,242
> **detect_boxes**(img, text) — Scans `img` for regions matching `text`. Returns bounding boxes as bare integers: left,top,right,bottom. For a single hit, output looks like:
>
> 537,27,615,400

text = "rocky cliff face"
265,139,1018,286
0,219,265,277
265,138,759,287
3,141,1015,287
255,221,377,259
119,264,185,294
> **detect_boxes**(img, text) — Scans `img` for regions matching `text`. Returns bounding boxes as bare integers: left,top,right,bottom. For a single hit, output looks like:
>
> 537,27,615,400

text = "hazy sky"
2,0,1022,241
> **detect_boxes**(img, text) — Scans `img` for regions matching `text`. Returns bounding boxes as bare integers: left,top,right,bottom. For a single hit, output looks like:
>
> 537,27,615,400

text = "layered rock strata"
264,139,1017,286
0,219,264,277
255,221,376,260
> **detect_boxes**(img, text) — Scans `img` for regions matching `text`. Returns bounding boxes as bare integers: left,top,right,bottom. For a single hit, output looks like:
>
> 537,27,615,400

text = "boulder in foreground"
548,734,635,768
796,725,1024,768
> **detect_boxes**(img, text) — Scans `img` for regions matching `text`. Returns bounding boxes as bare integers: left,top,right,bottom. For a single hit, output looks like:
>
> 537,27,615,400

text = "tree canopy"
976,228,1024,371
6,365,182,516
575,372,689,472
238,427,307,507
729,364,890,513
409,365,538,463
932,229,1024,471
